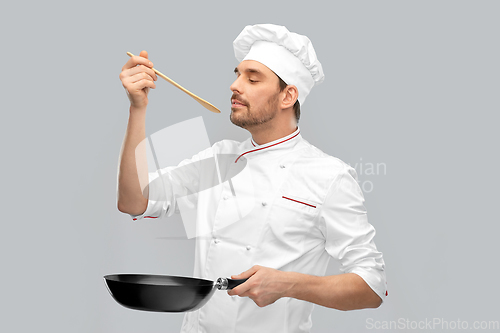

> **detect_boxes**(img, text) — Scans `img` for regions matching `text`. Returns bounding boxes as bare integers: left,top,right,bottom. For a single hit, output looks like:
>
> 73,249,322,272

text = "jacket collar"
236,127,302,163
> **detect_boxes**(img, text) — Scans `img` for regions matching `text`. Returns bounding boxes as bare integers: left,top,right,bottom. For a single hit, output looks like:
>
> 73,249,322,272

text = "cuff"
129,171,163,221
349,266,387,303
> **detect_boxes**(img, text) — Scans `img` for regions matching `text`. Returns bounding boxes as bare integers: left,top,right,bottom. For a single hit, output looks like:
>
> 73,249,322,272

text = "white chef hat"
233,24,324,105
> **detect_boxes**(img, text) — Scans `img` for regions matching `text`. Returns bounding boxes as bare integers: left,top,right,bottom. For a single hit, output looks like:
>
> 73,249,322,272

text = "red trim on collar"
132,216,158,221
235,131,300,163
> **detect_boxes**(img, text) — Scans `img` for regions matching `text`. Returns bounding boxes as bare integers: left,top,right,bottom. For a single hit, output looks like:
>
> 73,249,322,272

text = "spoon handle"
127,52,220,113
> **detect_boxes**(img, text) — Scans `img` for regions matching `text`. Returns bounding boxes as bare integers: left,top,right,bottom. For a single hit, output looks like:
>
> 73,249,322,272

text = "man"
117,24,386,333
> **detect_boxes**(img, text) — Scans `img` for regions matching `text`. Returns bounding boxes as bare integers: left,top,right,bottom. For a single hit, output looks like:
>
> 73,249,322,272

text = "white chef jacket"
130,127,386,333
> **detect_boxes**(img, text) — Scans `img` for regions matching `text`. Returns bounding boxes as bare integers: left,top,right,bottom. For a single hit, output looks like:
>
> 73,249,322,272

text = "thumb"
139,50,149,59
231,265,259,279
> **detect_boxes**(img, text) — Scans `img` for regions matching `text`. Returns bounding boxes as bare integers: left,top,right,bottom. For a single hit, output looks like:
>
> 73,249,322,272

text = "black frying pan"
103,274,248,312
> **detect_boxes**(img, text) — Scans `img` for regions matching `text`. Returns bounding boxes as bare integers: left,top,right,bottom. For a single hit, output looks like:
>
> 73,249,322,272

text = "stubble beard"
230,93,280,129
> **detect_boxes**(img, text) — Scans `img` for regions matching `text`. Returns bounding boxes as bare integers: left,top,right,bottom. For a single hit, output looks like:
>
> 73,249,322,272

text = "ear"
280,85,299,110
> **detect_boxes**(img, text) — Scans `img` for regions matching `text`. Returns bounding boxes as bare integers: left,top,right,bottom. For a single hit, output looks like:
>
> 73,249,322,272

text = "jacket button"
246,245,251,251
261,202,267,206
214,238,220,244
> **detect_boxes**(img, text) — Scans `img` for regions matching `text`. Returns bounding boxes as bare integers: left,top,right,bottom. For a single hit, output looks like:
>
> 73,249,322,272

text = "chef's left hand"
227,265,294,307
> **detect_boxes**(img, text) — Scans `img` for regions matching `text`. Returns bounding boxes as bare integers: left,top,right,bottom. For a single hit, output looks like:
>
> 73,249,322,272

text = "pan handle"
216,277,249,290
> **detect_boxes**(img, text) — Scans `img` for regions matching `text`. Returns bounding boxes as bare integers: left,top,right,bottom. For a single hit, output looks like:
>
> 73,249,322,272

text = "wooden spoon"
127,52,221,113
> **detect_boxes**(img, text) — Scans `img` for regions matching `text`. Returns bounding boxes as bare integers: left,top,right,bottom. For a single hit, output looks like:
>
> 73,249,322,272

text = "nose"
230,76,242,94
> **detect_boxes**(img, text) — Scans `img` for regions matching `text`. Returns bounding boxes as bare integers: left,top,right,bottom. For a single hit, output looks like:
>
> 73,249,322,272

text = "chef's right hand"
119,50,158,110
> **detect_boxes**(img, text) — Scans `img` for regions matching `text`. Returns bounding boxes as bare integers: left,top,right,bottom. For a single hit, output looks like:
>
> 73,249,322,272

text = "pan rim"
103,273,215,287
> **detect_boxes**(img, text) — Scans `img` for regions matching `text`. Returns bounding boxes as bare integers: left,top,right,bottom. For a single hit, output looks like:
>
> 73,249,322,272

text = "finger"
128,78,156,91
231,265,259,279
125,65,157,81
139,50,148,59
227,279,252,296
122,55,154,71
236,290,254,298
126,71,157,85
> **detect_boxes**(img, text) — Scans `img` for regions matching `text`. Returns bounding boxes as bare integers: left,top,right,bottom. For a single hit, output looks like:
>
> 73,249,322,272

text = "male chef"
117,24,387,333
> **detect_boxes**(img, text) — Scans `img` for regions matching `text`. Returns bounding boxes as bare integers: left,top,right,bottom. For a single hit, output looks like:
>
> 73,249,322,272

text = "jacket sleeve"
129,147,213,221
319,165,387,302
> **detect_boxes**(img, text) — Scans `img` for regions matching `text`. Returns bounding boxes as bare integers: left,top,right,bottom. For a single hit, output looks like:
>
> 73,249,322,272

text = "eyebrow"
234,67,263,75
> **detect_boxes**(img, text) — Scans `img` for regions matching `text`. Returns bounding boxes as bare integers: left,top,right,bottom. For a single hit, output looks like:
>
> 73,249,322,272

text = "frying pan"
103,274,248,312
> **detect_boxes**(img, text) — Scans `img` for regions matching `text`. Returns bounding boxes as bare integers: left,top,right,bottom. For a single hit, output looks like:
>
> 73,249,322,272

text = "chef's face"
229,60,283,129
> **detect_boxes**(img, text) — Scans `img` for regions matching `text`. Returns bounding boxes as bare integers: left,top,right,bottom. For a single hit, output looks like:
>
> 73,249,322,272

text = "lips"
231,99,247,107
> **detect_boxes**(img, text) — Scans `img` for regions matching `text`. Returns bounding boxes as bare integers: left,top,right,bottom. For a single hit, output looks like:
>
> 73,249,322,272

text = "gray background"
1,0,499,332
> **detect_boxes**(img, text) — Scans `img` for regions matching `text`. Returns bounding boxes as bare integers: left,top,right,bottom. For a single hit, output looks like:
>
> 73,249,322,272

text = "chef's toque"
233,24,325,105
